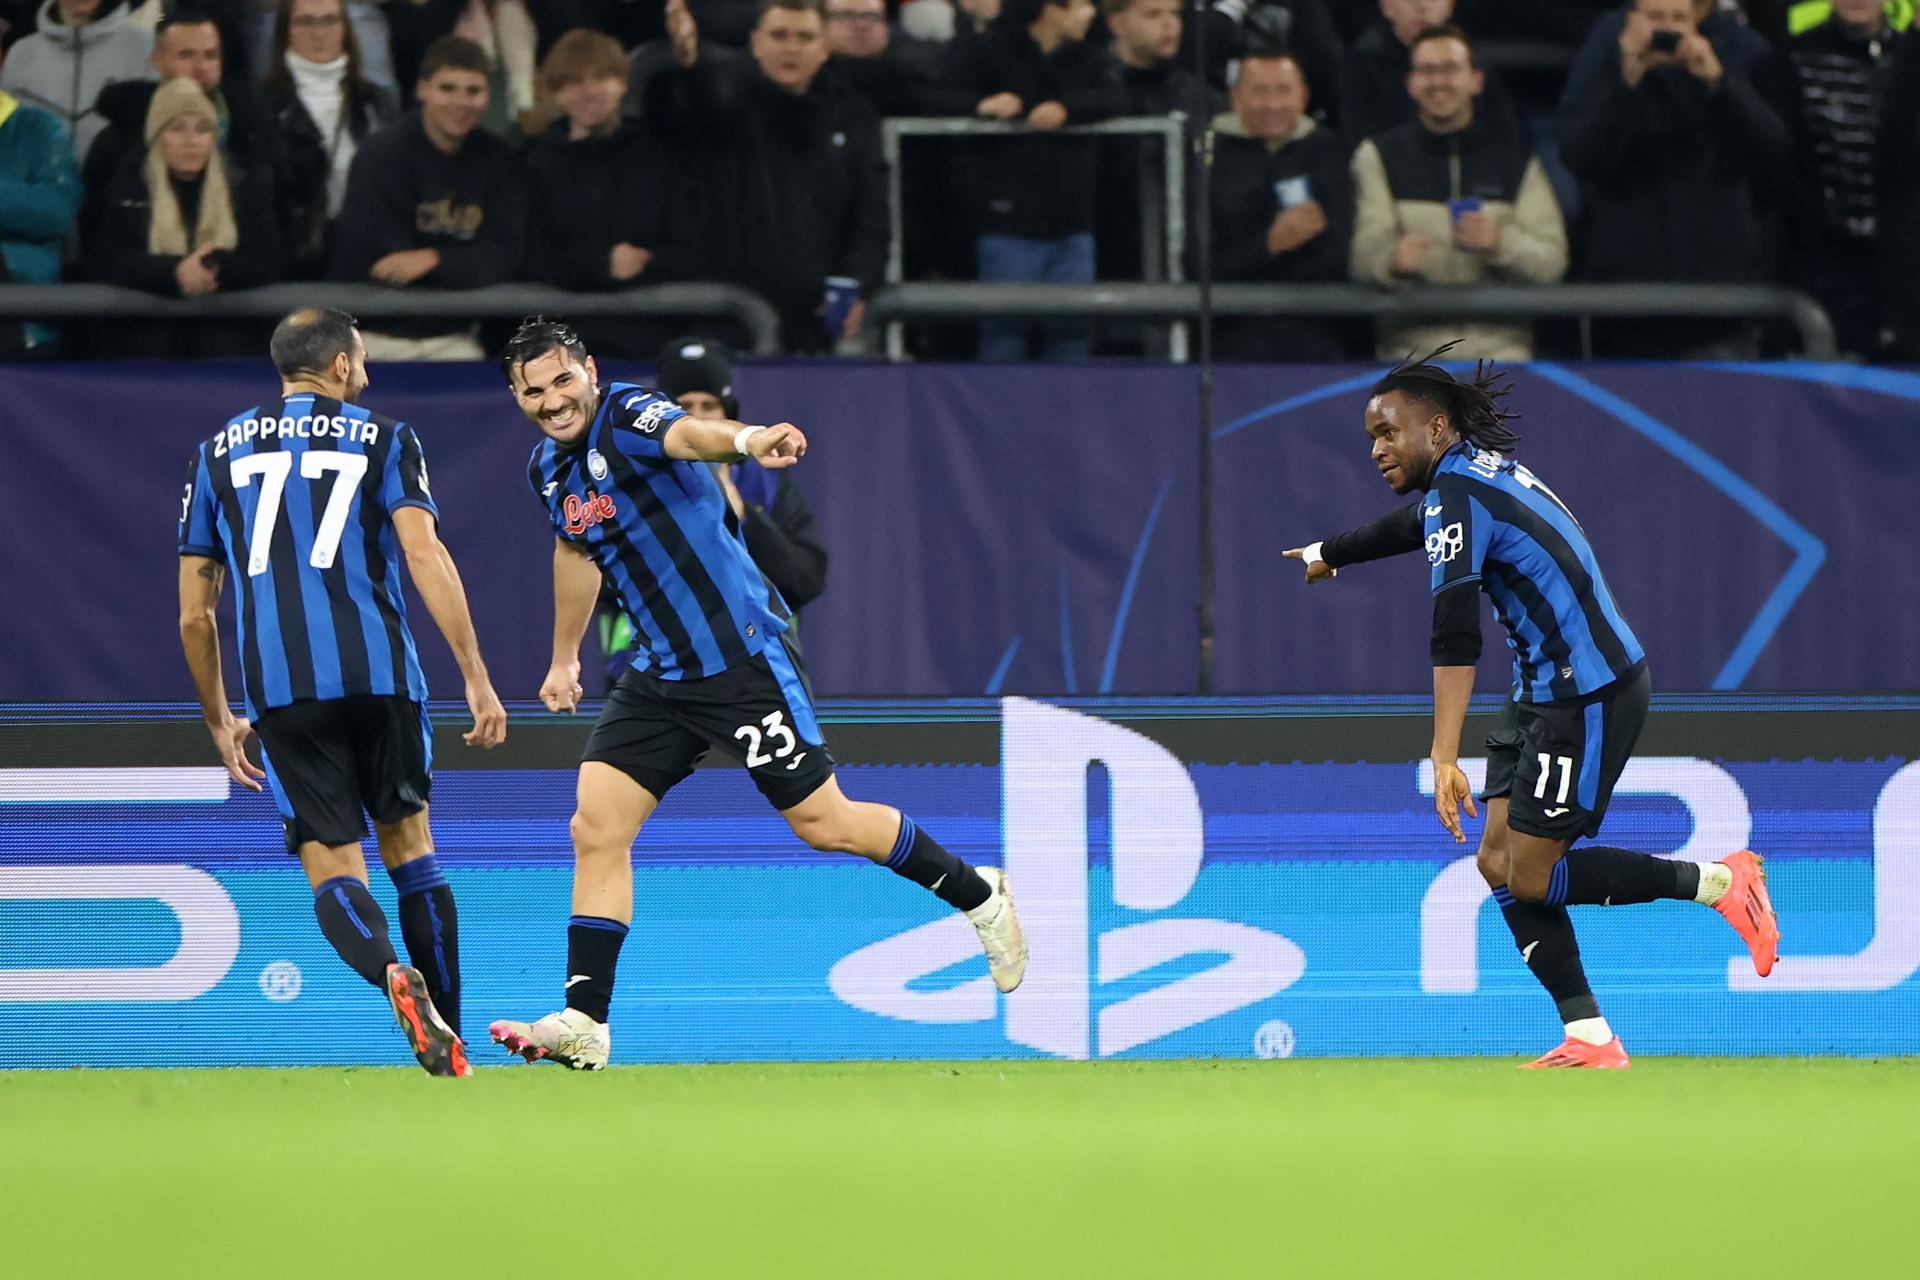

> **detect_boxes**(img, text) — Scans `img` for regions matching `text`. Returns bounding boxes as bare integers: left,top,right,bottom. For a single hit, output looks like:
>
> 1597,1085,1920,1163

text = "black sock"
883,814,991,911
391,856,460,1037
313,875,398,987
1550,849,1699,907
566,916,628,1024
1492,886,1600,1023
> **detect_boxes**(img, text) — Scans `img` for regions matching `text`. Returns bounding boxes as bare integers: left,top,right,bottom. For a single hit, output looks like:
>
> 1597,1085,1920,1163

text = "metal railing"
852,282,1841,361
0,282,786,355
881,116,1189,359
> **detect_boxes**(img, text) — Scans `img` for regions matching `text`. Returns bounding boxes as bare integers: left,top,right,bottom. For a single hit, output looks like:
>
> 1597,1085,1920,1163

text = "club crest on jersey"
564,489,618,535
587,448,609,481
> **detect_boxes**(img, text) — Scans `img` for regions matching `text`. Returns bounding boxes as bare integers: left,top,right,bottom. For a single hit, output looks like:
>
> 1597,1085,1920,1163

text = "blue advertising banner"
2,361,1916,698
3,698,1915,1068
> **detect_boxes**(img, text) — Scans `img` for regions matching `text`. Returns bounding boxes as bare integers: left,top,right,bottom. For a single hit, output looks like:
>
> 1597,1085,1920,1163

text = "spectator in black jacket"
82,10,264,244
651,0,888,353
1095,0,1218,354
86,76,281,357
1760,0,1906,358
1340,0,1514,143
327,35,525,359
654,336,828,633
1880,22,1920,358
258,0,397,279
1210,49,1352,359
827,0,956,114
955,0,1123,359
525,28,687,358
1559,0,1788,357
1191,0,1343,117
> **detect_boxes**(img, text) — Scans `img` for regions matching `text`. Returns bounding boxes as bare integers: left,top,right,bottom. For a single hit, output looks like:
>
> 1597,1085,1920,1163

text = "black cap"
653,336,739,419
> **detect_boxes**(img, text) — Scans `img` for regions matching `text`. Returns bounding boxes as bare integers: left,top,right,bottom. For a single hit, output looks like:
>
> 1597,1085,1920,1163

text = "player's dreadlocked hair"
1370,340,1522,455
500,315,588,384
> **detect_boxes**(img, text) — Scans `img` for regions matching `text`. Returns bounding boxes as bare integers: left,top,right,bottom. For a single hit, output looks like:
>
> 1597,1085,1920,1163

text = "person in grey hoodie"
0,0,152,160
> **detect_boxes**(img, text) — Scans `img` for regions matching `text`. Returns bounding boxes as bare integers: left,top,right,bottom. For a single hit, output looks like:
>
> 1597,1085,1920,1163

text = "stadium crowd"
0,0,1915,360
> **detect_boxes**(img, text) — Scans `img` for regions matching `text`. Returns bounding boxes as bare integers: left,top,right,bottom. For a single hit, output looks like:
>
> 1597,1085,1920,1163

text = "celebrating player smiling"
487,317,1026,1070
1284,345,1780,1068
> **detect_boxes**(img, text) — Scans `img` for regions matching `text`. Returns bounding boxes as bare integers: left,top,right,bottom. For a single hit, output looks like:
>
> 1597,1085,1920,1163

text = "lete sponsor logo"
829,698,1306,1057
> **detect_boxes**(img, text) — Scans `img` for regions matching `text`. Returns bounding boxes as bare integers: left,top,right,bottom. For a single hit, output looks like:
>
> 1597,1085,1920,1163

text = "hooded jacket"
1350,114,1568,360
0,0,152,160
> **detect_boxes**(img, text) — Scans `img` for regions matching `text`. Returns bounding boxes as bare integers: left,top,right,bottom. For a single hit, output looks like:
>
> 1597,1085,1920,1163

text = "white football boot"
965,867,1028,993
488,1008,610,1071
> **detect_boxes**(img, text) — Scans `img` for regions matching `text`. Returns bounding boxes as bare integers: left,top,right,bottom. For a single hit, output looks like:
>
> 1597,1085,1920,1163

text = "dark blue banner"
3,361,1914,697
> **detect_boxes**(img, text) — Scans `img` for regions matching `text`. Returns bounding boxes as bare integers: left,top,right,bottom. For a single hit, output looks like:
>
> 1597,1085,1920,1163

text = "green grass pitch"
4,1059,1913,1278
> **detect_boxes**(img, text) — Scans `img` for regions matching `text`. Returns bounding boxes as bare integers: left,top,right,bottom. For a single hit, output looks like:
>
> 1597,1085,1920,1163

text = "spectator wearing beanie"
86,75,282,356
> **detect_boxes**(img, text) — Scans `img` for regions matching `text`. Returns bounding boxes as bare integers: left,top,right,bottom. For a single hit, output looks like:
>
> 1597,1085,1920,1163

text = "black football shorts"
582,635,835,810
253,695,433,851
1482,661,1650,841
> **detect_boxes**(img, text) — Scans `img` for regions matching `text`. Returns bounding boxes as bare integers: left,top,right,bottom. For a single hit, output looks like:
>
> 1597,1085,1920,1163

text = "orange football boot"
1714,850,1781,978
1521,1035,1632,1069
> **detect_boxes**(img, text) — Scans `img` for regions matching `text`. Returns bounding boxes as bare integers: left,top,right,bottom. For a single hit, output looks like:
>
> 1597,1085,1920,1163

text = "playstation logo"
829,699,1304,1058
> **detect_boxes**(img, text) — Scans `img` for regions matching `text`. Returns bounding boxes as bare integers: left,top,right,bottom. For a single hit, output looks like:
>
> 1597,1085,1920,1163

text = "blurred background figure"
524,27,685,358
1208,50,1352,361
257,0,397,279
1,0,154,161
85,76,281,356
0,19,83,357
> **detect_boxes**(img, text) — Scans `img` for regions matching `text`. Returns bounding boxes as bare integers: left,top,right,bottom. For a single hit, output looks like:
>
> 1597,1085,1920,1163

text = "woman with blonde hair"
258,0,395,277
87,76,281,356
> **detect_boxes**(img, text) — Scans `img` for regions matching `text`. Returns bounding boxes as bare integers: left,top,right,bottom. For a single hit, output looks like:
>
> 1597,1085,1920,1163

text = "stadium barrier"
2,696,1914,1067
882,116,1190,357
0,281,786,355
853,281,1843,361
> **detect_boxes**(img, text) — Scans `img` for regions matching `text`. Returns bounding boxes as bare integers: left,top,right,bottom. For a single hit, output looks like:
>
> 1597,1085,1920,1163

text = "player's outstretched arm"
177,555,266,792
392,507,506,748
663,416,808,469
542,539,601,714
1282,501,1425,585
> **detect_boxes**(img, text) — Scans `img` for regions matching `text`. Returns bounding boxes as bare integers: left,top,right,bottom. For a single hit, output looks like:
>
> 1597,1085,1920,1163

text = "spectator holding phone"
1349,24,1566,360
1558,0,1785,357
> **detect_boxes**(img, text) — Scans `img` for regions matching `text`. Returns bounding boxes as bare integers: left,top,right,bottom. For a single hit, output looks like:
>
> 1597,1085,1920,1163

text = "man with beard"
175,308,506,1076
487,318,1025,1070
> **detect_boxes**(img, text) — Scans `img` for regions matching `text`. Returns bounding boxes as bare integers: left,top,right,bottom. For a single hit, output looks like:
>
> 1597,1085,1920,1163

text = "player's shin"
1491,887,1611,1041
565,915,628,1024
1547,849,1702,907
883,814,991,911
390,856,461,1037
312,875,400,985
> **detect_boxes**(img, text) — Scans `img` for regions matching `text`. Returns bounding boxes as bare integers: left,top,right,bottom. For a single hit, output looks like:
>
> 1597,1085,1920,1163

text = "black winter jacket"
945,27,1126,241
257,76,396,279
647,52,887,352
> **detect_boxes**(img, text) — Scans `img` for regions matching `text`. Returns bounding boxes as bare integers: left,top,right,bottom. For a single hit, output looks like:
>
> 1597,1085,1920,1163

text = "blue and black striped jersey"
1425,442,1644,702
178,394,434,717
528,382,787,680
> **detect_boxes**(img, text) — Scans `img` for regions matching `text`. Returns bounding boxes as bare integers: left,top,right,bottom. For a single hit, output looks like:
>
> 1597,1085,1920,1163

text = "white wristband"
732,424,763,457
1303,541,1327,566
